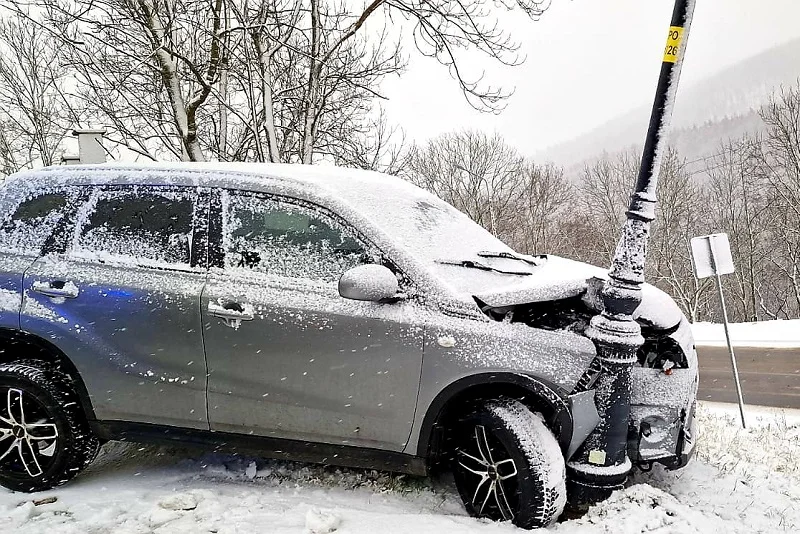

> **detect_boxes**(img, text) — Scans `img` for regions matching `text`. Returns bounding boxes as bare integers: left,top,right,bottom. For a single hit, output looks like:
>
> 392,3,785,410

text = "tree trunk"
140,0,205,161
218,2,229,160
301,0,321,165
253,34,280,163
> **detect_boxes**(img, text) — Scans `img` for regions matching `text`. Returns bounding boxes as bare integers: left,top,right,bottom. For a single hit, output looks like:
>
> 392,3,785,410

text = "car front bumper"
630,397,697,470
566,316,699,470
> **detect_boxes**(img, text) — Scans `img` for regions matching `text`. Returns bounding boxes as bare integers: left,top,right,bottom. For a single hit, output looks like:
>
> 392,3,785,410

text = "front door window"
223,193,367,282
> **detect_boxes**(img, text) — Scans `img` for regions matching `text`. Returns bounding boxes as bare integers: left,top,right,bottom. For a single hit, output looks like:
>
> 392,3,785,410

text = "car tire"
451,398,567,529
0,361,99,492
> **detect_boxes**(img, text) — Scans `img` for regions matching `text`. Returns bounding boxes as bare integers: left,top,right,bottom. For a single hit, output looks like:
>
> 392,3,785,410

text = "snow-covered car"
0,163,697,528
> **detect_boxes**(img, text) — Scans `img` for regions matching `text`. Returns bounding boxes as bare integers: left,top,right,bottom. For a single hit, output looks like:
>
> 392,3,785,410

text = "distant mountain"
541,37,800,167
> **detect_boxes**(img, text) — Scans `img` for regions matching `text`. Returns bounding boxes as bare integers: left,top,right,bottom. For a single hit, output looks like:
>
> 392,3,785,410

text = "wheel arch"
417,372,573,462
0,327,96,421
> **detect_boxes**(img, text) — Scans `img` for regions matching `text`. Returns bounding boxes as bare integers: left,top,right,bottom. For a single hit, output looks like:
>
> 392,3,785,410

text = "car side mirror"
338,264,400,302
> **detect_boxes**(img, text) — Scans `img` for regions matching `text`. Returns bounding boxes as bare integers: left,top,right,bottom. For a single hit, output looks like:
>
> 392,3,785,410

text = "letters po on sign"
690,233,735,279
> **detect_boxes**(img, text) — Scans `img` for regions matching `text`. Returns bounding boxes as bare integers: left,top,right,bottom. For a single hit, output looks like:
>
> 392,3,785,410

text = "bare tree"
328,108,410,174
648,148,711,323
573,151,636,265
406,130,573,255
757,83,800,317
0,13,72,173
407,130,524,238
5,0,554,165
574,148,711,321
212,1,403,165
703,137,774,320
505,162,573,255
62,0,226,161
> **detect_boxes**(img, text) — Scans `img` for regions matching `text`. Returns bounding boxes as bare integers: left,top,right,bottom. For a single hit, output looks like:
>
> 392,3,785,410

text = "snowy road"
1,402,798,533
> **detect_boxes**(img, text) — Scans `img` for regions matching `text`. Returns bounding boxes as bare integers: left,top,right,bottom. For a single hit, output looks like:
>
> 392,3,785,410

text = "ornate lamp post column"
566,0,696,506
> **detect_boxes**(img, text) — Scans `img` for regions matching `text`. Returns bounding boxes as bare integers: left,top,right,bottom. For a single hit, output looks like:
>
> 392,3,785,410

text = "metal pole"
709,242,747,428
566,0,696,508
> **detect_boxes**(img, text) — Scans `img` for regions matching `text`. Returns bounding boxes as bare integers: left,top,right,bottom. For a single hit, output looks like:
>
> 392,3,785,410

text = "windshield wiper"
437,259,532,276
477,251,544,266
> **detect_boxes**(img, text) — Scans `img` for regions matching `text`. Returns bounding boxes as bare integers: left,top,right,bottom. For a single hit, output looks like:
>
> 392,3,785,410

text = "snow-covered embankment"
1,402,798,533
691,319,800,347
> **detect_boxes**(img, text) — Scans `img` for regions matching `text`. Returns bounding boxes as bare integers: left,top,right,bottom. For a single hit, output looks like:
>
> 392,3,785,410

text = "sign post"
690,233,746,428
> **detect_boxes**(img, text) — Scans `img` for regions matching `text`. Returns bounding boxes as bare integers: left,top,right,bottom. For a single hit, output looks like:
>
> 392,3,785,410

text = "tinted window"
0,191,71,255
225,193,366,282
75,188,195,267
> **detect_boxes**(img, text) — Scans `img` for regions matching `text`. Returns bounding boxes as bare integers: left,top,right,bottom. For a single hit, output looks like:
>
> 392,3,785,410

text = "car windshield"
325,177,540,296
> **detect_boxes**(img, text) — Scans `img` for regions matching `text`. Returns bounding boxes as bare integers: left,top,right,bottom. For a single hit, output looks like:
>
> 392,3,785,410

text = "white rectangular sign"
690,233,735,279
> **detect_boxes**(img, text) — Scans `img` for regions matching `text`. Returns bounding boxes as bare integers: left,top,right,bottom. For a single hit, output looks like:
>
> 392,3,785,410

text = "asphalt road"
696,346,800,409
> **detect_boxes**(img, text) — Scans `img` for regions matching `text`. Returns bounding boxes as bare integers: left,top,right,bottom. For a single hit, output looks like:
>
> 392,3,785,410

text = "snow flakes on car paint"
436,334,456,348
0,287,20,312
21,294,69,325
424,307,596,390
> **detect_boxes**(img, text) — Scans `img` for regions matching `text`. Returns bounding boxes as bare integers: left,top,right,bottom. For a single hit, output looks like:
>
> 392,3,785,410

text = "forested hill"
541,37,800,166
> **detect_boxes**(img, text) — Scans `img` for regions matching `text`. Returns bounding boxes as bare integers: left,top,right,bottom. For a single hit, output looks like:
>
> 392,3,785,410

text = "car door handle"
31,280,79,299
208,301,254,321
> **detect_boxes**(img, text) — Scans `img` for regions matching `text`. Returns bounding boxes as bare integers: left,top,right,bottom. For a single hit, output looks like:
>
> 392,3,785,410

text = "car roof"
5,161,405,198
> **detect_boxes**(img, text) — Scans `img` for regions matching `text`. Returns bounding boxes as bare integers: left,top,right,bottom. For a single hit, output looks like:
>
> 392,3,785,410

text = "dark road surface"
696,346,800,409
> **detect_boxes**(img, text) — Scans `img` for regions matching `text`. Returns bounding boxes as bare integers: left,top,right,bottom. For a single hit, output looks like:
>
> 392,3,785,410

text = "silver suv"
0,163,697,528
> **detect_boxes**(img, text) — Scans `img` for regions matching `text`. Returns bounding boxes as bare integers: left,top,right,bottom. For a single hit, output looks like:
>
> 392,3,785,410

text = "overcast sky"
381,0,800,156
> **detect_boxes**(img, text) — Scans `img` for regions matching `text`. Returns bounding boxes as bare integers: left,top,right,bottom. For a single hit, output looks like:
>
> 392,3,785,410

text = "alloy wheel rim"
0,387,59,478
455,424,519,521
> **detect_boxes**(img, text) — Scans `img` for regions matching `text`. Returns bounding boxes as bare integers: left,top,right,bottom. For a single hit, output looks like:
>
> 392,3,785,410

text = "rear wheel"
451,398,566,529
0,361,99,492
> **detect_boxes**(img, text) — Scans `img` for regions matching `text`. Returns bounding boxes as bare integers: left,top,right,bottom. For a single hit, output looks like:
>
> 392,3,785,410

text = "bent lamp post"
566,0,695,507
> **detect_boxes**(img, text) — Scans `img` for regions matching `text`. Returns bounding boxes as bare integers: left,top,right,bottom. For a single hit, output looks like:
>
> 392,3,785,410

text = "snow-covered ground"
1,402,798,533
691,319,800,347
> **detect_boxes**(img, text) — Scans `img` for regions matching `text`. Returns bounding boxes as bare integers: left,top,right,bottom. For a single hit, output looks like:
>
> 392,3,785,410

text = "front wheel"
451,398,567,529
0,361,99,492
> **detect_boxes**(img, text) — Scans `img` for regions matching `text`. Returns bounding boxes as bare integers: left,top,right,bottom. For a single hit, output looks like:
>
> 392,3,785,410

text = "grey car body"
0,162,697,479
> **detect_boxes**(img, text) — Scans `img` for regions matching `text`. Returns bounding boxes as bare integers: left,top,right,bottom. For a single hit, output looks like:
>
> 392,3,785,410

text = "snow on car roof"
7,161,411,195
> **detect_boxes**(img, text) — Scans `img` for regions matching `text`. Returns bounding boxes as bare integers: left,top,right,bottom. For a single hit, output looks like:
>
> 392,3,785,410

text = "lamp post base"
565,307,640,510
566,457,632,510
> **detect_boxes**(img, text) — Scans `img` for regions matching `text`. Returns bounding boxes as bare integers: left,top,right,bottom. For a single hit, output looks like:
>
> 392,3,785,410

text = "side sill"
90,420,429,476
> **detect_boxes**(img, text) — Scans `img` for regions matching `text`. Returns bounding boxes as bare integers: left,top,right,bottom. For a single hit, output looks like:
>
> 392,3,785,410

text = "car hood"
474,255,683,330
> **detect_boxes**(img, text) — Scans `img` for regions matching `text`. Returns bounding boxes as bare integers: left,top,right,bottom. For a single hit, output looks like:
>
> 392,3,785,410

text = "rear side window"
73,187,196,268
0,190,72,255
223,192,367,282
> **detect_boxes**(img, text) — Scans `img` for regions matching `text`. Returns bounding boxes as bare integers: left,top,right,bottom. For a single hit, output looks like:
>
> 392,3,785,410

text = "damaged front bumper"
627,326,699,470
567,373,698,470
568,318,699,470
629,392,697,470
629,315,698,470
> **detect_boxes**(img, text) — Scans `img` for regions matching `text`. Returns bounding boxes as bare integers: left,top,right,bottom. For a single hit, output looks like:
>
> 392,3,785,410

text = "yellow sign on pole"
663,26,684,63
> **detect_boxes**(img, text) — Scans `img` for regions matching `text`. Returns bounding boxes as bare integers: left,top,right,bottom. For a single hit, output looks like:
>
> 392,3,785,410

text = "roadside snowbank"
704,400,800,427
691,319,800,347
1,402,798,533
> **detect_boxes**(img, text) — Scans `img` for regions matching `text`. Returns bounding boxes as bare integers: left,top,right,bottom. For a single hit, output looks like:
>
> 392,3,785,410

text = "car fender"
415,372,574,458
